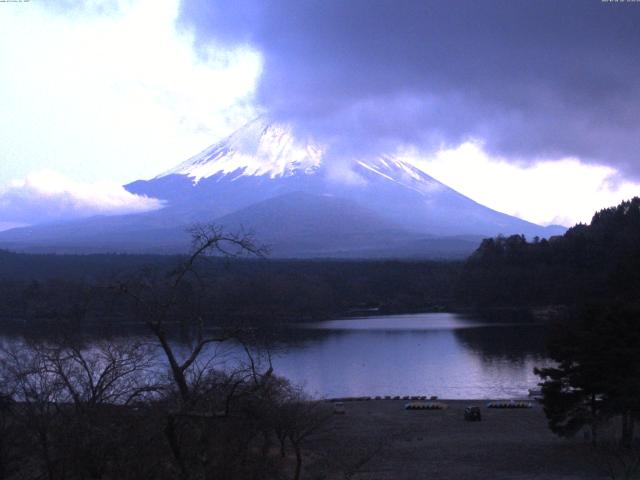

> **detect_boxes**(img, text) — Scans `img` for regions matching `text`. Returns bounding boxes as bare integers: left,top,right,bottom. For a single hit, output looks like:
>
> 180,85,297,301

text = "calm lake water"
1,312,551,400
267,313,550,399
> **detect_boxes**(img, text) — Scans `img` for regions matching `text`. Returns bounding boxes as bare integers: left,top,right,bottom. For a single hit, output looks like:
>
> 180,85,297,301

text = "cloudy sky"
1,0,640,229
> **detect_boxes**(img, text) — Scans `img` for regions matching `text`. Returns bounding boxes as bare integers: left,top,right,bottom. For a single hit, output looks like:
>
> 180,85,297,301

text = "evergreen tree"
535,304,640,447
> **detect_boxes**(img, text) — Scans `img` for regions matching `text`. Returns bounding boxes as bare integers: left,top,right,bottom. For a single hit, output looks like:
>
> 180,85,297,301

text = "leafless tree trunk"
279,393,331,480
2,336,157,480
119,224,267,405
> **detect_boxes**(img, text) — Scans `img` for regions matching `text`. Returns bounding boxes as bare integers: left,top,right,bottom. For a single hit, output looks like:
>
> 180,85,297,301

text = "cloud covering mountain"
0,119,565,258
1,0,638,229
180,0,640,177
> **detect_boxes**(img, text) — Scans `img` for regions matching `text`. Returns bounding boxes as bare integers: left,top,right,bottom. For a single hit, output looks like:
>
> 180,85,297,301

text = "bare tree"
115,225,278,479
0,225,326,480
30,337,156,408
2,341,69,480
2,335,159,480
119,224,267,404
270,388,332,480
0,387,16,480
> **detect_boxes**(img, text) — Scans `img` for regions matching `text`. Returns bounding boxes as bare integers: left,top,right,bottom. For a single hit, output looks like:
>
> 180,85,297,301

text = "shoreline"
306,398,602,480
322,396,539,402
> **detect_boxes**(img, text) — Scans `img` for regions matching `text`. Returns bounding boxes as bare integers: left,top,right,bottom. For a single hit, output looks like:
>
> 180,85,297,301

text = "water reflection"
453,324,548,360
262,313,551,399
0,312,550,399
300,313,480,331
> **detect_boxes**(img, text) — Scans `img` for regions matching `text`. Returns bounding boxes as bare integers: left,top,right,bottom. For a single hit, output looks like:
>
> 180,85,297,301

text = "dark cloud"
179,0,640,175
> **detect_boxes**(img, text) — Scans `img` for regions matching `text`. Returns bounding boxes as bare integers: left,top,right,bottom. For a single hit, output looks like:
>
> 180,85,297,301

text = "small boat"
487,400,532,409
405,401,448,410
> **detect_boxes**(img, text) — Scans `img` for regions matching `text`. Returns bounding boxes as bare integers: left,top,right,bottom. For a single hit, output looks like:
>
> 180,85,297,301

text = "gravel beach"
302,399,605,480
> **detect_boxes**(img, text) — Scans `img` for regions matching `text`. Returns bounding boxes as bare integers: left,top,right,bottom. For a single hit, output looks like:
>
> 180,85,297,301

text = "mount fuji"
0,118,564,258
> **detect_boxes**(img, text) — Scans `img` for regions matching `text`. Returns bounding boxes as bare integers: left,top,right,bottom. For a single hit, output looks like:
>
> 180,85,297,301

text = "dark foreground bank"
302,399,608,480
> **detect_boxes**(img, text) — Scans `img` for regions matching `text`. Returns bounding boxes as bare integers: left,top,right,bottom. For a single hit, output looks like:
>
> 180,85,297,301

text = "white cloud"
0,223,28,233
0,0,263,187
0,171,163,228
0,0,637,230
402,142,640,227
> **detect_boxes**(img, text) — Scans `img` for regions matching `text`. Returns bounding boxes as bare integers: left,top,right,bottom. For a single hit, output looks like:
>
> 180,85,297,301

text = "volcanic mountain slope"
0,118,564,257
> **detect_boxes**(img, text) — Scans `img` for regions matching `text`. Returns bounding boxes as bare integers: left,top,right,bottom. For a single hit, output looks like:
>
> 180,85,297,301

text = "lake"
264,312,550,399
0,312,551,400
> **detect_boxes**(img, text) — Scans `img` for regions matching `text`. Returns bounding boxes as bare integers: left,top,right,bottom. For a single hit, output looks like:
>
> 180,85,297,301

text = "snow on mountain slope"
153,117,445,197
0,118,565,256
159,118,323,182
125,117,565,239
354,155,445,196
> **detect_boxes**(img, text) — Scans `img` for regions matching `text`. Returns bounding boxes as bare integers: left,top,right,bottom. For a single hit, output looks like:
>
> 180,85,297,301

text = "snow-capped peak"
158,118,324,183
156,117,444,197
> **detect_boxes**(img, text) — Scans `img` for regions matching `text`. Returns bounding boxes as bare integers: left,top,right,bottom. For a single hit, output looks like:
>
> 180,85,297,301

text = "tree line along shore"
1,198,640,479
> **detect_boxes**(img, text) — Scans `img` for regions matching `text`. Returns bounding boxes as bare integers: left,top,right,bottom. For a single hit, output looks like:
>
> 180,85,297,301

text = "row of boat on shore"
328,397,534,415
325,395,440,402
326,390,543,403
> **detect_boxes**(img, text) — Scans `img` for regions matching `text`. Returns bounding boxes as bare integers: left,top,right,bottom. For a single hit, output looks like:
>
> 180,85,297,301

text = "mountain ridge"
0,119,565,257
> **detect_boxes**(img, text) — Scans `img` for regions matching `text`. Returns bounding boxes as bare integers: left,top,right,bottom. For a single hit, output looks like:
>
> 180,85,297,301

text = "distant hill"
458,197,640,306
